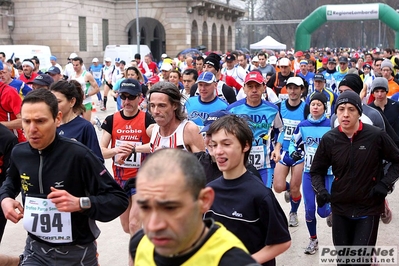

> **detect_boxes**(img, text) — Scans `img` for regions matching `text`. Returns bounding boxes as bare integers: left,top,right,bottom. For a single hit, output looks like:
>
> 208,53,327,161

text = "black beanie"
335,90,362,116
338,74,363,95
310,92,328,111
204,53,221,72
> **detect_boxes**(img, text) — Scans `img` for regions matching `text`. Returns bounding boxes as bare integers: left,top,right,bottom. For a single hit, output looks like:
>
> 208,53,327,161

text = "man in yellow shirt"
129,149,258,266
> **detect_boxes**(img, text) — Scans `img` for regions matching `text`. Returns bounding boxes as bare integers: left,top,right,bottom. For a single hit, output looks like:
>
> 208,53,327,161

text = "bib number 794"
31,213,63,233
24,196,72,243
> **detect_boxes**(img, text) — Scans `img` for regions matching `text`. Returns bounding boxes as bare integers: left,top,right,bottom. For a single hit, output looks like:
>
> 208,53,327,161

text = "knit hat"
380,59,393,72
371,77,389,93
204,53,221,72
338,74,363,94
347,68,359,75
335,90,362,116
310,92,328,110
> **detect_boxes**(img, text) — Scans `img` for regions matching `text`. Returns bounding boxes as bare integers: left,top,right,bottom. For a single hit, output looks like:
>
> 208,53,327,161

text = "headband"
22,61,34,68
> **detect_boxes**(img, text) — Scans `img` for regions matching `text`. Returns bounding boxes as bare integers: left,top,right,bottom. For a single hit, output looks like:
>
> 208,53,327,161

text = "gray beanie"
381,59,393,72
371,77,389,93
335,90,362,116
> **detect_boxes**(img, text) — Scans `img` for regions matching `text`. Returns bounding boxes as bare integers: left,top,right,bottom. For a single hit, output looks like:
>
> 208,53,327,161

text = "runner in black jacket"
0,89,129,265
310,91,399,264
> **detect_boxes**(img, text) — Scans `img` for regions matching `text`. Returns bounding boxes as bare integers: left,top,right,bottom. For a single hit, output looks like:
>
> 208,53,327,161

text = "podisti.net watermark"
319,246,397,264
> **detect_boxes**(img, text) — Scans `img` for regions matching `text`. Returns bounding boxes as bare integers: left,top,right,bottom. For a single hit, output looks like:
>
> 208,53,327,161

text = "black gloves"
369,182,389,198
290,150,303,162
316,188,331,207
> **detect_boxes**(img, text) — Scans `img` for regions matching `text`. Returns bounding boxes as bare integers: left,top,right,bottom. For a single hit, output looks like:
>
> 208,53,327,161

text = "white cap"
286,77,304,87
252,56,259,62
279,57,291,66
160,63,172,71
104,57,112,62
92,58,99,63
69,53,78,59
269,56,277,65
161,53,168,58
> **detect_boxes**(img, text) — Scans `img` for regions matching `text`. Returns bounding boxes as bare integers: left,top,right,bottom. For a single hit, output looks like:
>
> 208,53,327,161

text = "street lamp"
361,21,364,48
136,0,140,54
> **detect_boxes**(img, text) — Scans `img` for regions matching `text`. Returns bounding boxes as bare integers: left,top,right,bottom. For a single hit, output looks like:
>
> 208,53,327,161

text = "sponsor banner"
319,246,397,265
326,4,379,20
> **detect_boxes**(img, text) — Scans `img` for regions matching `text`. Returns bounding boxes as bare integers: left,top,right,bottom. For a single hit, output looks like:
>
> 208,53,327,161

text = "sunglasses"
120,94,138,100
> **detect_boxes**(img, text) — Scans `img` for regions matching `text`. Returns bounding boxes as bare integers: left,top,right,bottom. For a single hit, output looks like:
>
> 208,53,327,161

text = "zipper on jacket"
349,137,356,218
38,150,44,194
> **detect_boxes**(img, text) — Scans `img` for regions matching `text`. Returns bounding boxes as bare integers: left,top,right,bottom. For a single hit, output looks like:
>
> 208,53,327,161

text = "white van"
103,45,152,64
0,45,52,71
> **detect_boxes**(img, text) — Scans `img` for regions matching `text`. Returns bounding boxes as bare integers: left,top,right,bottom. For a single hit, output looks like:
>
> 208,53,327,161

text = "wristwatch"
79,197,91,210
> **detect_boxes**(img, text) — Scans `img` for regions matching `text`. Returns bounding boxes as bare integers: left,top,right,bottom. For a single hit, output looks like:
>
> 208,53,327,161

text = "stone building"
0,0,245,65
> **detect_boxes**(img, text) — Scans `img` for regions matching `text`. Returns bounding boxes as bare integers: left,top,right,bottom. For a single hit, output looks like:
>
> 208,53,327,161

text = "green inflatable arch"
295,3,399,51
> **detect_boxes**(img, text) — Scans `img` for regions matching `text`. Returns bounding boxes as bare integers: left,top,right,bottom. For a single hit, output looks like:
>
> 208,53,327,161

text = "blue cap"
196,71,216,84
50,55,57,61
119,78,142,95
46,66,61,75
115,57,121,63
200,110,232,133
0,61,3,71
31,74,54,86
314,73,325,81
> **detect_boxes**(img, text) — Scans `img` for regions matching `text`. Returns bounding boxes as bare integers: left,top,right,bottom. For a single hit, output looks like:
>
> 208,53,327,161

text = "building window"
102,19,109,50
79,16,87,51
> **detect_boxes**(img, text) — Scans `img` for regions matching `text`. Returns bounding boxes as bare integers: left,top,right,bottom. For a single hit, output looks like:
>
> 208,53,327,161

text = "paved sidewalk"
0,98,398,265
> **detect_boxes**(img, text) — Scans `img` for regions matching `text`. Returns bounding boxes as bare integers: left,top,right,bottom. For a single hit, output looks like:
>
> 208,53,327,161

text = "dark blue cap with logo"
119,78,142,95
46,66,61,75
200,110,232,133
31,74,54,86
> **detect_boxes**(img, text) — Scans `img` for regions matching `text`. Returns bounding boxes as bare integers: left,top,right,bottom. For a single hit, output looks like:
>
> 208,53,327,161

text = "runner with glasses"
99,78,155,237
120,94,138,100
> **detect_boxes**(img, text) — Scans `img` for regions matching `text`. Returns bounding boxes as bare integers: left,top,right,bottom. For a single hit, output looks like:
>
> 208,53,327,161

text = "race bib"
305,146,332,175
93,72,101,79
115,140,142,168
326,101,332,117
326,79,333,90
304,147,316,171
283,118,300,140
248,146,265,170
23,196,72,243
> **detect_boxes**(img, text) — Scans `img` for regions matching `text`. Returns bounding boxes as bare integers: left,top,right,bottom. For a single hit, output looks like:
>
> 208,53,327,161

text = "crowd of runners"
0,46,398,265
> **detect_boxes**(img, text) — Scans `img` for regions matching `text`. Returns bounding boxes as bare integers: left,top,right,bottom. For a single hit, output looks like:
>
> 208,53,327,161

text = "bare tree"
240,0,399,50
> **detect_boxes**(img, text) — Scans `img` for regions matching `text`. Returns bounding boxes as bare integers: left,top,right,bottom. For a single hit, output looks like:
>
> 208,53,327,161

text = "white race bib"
93,72,101,79
305,147,316,172
114,140,142,168
305,146,332,175
248,146,265,170
283,118,300,140
326,101,332,117
23,196,72,243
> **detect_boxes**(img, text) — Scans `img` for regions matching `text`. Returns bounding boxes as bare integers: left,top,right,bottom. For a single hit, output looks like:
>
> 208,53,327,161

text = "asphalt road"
0,97,398,266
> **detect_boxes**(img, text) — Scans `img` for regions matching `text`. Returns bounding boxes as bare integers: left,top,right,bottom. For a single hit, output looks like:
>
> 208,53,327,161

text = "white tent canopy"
250,36,286,50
